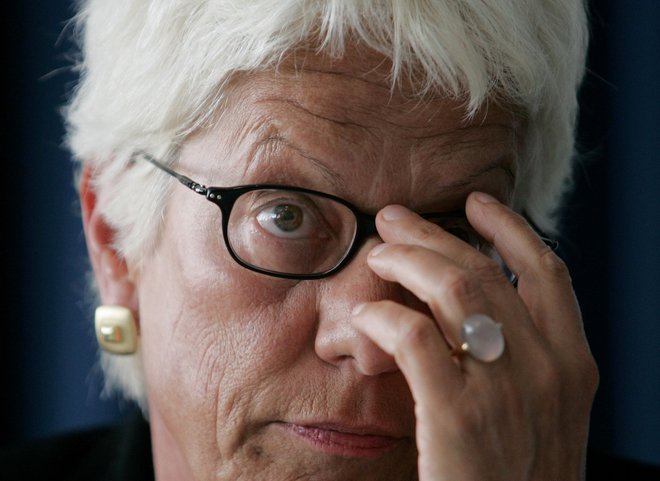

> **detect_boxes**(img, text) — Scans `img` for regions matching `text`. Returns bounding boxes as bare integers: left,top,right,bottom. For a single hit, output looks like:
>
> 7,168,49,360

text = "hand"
351,192,599,481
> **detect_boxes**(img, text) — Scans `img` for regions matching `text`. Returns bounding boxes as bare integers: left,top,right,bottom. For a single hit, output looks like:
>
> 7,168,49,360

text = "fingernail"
382,204,413,221
369,243,388,257
473,192,498,204
352,303,366,316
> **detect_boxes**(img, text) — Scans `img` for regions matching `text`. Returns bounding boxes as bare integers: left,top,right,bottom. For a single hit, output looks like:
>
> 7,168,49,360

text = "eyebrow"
249,133,346,191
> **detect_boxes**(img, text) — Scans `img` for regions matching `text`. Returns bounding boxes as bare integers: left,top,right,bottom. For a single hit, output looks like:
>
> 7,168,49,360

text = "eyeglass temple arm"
131,151,209,196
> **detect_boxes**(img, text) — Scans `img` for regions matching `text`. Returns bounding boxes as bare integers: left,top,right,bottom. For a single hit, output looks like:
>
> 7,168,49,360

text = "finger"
465,192,583,344
367,243,492,347
351,300,464,404
377,205,474,253
374,203,536,348
375,205,511,288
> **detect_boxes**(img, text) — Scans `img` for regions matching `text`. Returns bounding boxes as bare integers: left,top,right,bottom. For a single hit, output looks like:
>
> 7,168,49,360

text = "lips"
279,422,407,458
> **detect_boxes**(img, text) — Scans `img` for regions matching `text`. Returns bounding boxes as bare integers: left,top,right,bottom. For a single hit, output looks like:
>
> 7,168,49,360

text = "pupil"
273,205,303,232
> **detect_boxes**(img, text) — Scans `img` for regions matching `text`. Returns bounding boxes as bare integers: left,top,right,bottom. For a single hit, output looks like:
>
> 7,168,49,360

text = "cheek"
136,200,320,466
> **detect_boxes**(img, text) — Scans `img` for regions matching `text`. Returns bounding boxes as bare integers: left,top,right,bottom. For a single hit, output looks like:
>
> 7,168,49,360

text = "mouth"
277,422,407,458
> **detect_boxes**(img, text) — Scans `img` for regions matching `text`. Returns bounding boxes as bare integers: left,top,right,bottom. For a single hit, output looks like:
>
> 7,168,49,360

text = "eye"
255,198,329,240
258,204,304,233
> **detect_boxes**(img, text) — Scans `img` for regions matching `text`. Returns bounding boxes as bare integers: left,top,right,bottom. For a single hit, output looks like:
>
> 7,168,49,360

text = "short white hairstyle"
65,0,589,409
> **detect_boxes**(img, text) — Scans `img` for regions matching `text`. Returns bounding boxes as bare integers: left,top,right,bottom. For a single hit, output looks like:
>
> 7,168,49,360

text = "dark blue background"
2,0,659,466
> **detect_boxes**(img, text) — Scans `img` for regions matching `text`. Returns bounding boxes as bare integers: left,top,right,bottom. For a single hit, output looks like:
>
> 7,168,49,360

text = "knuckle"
471,257,507,284
413,221,444,244
437,268,483,305
397,316,438,354
578,353,600,395
538,246,570,280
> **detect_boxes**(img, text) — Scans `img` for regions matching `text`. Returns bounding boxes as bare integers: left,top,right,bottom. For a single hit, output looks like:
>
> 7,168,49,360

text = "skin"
82,46,598,480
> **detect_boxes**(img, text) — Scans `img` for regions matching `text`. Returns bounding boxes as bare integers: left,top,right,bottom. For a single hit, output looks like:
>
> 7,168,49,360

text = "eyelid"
250,190,320,212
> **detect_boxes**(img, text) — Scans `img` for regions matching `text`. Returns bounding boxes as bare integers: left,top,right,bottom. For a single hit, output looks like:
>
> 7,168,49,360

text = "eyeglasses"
131,151,557,281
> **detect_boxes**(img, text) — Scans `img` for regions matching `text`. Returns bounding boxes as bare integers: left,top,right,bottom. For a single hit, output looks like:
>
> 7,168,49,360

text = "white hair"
65,0,588,409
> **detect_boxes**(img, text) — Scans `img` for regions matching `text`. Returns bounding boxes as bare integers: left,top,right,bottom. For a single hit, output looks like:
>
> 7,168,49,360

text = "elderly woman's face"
136,49,517,480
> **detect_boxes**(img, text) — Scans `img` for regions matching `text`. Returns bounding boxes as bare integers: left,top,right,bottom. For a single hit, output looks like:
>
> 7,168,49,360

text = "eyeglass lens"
227,189,358,275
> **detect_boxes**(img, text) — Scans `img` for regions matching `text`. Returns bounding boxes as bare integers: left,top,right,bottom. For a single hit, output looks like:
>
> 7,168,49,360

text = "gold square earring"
94,305,138,355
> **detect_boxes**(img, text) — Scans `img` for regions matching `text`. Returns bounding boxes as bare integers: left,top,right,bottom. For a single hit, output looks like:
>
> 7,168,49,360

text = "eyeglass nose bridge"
354,210,379,242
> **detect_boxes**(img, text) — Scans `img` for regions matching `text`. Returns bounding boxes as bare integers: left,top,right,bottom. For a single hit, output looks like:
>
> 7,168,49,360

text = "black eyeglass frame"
130,150,558,281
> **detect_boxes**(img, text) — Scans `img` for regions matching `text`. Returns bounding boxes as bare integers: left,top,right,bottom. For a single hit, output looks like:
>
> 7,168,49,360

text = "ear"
80,165,139,317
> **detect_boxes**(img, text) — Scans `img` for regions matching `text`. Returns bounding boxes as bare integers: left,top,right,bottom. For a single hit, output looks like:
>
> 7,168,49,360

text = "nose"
314,240,406,377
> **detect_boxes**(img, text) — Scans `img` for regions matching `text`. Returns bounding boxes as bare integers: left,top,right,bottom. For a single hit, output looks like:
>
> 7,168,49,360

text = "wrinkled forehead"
204,47,522,179
234,45,520,132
